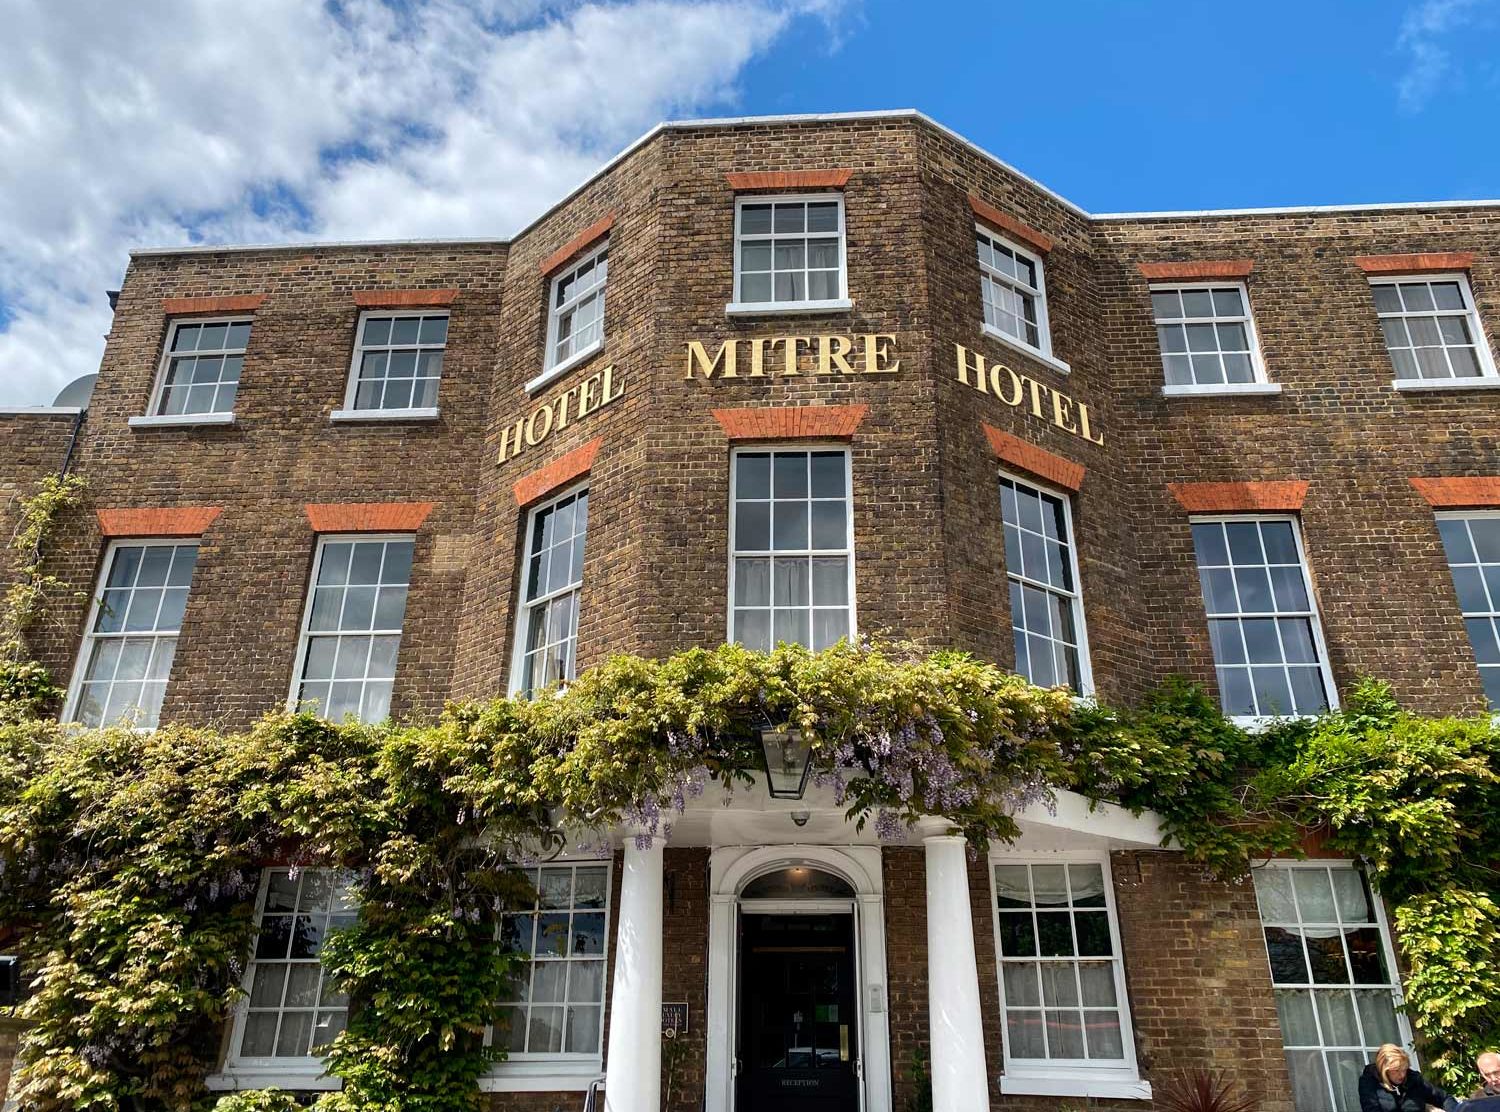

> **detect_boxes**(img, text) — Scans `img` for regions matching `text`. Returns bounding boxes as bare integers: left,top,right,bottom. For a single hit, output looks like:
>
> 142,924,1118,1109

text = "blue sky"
1,0,1496,406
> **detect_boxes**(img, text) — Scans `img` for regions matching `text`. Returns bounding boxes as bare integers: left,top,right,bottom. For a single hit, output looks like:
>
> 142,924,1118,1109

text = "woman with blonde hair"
1358,1044,1459,1112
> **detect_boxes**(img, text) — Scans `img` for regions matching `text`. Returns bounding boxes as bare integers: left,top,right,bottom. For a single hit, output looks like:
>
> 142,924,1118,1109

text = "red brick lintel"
539,216,616,276
711,404,868,442
512,439,603,507
304,502,434,533
967,195,1055,255
353,289,459,309
1168,481,1309,514
1354,252,1474,275
1137,260,1255,281
725,169,852,191
1409,476,1500,509
982,425,1084,492
161,294,265,315
96,506,223,537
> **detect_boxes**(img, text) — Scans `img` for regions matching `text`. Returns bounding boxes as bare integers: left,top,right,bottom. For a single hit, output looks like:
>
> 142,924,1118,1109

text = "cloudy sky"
2,0,1497,406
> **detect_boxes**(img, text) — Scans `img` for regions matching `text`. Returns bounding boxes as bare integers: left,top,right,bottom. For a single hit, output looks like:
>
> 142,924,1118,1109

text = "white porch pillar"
605,833,665,1112
923,829,989,1112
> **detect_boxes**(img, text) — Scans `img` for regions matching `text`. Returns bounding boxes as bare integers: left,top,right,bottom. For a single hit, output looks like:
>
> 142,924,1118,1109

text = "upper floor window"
978,228,1052,360
149,318,251,418
731,196,847,312
1251,863,1408,1112
65,541,199,729
291,536,414,723
231,867,354,1065
729,448,854,653
1435,512,1500,708
1150,284,1267,390
1191,517,1335,722
510,486,588,697
493,862,611,1059
1372,275,1497,385
345,312,448,414
543,242,608,380
990,857,1140,1085
1001,474,1091,693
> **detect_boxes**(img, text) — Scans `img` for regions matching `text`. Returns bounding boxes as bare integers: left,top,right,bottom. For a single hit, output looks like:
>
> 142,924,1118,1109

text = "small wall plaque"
662,1001,689,1035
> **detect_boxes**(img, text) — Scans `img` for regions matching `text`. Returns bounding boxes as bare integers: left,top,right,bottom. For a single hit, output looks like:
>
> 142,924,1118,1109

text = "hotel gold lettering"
496,364,624,467
954,343,1103,446
685,333,900,380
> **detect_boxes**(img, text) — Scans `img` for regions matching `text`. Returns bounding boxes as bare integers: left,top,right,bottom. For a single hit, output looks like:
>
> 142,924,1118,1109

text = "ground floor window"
989,856,1139,1080
493,862,611,1059
1251,863,1409,1112
232,868,355,1064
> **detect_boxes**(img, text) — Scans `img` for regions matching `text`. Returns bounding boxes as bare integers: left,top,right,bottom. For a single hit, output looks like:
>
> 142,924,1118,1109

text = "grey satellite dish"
52,374,96,409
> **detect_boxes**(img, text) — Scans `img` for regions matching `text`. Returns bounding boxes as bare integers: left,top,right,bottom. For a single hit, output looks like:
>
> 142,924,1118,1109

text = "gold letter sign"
496,364,624,467
953,344,1103,445
685,334,900,380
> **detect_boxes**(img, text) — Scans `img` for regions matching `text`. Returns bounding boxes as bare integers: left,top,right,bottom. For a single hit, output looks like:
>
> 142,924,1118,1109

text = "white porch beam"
604,833,664,1112
921,828,989,1112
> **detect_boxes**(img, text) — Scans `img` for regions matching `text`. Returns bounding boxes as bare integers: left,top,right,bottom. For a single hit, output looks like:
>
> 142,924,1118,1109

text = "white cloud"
0,0,846,406
1396,0,1493,112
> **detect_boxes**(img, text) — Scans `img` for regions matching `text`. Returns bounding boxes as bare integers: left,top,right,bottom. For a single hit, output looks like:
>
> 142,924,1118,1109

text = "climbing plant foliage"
0,641,1494,1109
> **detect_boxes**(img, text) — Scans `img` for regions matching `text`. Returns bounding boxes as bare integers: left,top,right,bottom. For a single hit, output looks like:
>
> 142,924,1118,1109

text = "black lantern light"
759,728,813,800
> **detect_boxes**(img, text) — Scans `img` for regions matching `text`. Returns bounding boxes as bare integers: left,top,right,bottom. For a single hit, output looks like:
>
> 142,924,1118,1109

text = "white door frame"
706,845,892,1112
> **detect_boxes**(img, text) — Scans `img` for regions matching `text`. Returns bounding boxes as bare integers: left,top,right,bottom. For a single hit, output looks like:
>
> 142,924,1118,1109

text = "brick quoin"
724,169,852,190
983,424,1085,491
511,438,603,506
1353,251,1475,274
352,289,458,308
967,194,1055,254
96,506,223,537
304,502,434,532
1168,480,1309,513
1409,476,1500,508
1136,259,1255,280
160,294,265,315
538,215,616,275
711,404,869,442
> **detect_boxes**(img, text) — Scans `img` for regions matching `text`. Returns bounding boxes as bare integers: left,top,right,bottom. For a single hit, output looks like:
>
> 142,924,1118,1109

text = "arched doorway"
705,846,892,1112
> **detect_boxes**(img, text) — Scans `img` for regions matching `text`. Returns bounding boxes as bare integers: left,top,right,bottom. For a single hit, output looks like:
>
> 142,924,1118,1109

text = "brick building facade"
4,110,1497,1112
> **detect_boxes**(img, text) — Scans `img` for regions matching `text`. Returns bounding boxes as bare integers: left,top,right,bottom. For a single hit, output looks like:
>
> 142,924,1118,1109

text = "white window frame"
508,483,589,698
213,867,352,1093
1433,509,1500,710
285,534,413,722
1249,859,1416,1112
530,240,609,393
988,851,1149,1101
999,471,1094,696
132,316,250,428
1190,514,1340,728
977,225,1070,375
1374,272,1500,392
61,538,197,731
481,857,614,1093
331,309,447,422
726,444,859,652
1149,281,1281,397
726,193,852,317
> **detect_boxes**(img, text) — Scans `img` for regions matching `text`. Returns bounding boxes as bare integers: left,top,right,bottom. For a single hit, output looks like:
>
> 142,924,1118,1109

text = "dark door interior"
737,912,859,1112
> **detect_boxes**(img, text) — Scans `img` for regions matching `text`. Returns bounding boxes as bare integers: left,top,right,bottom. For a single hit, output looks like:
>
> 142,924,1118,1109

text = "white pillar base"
923,830,989,1112
604,833,665,1112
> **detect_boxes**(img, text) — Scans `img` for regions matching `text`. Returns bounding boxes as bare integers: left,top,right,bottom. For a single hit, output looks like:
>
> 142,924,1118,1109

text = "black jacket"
1358,1064,1459,1112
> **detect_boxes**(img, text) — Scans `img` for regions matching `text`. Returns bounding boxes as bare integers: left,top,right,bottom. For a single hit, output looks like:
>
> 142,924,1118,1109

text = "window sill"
128,413,236,428
206,1066,341,1092
980,324,1072,375
526,341,604,394
1392,377,1500,392
999,1074,1152,1100
1231,713,1320,732
1162,381,1282,397
724,298,853,317
478,1058,603,1092
0,406,84,416
329,407,440,422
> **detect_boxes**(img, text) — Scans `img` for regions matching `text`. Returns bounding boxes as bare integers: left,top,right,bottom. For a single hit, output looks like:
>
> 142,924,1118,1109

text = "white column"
605,833,665,1112
923,831,989,1112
